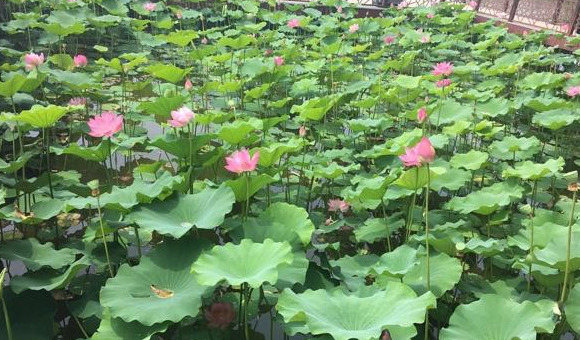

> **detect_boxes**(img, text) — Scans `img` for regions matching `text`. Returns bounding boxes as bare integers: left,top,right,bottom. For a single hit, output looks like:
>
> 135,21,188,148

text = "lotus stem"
96,196,114,277
0,269,13,340
406,167,419,242
243,283,250,340
560,186,577,304
424,165,431,340
43,128,54,199
527,179,538,292
245,174,250,221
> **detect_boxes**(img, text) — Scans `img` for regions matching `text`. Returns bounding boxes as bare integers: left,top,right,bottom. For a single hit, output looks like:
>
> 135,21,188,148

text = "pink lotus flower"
144,2,156,12
420,35,431,43
328,199,349,213
468,0,477,9
427,13,435,19
567,86,580,97
287,18,300,29
69,97,87,106
224,149,259,174
399,137,436,167
384,35,396,44
167,106,194,128
325,217,334,226
24,52,44,71
432,62,453,77
73,54,88,68
264,49,273,56
417,107,427,123
337,6,343,13
349,24,359,34
274,56,284,67
176,10,183,19
436,78,452,88
87,111,123,138
561,23,571,32
184,77,193,90
299,125,307,137
205,302,236,330
201,37,208,44
398,1,409,9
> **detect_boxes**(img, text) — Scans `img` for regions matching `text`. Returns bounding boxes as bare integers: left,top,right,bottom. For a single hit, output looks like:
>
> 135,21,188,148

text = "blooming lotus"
328,199,350,213
427,13,435,19
432,62,453,77
24,52,44,71
287,18,300,28
167,106,194,128
299,125,307,137
436,78,452,88
224,149,259,174
384,35,396,44
567,86,580,97
73,54,88,68
349,24,359,33
417,107,427,123
87,111,123,138
337,6,343,13
204,302,236,330
420,35,431,43
184,77,193,90
69,97,87,106
144,2,156,11
399,137,436,167
274,56,284,67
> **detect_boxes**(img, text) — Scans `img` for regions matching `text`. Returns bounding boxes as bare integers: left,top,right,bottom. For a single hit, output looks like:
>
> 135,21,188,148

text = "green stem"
43,128,54,199
243,283,250,340
0,269,13,340
527,179,539,292
245,174,250,221
423,164,431,340
134,225,142,262
560,189,577,304
96,196,114,277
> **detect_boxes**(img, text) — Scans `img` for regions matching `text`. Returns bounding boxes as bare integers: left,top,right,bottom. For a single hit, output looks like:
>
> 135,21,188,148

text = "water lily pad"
127,184,235,238
101,237,211,326
277,283,436,340
440,294,555,340
191,239,294,288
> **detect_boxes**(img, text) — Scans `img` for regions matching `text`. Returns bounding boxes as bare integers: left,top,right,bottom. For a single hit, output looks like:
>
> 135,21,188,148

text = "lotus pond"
2,0,580,339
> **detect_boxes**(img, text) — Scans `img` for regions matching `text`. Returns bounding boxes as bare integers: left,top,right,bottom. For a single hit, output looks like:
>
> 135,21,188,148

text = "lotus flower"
567,86,580,97
167,106,194,128
205,302,236,330
224,149,259,174
24,52,44,71
299,125,307,137
274,56,284,67
427,13,435,19
436,78,452,88
432,62,453,77
337,6,343,13
69,97,87,106
73,54,88,68
201,37,208,44
384,35,396,44
468,1,478,9
287,18,300,29
417,107,427,123
87,111,123,138
349,24,359,34
176,10,183,19
328,199,350,213
420,35,431,43
184,77,193,90
399,137,436,167
144,2,156,11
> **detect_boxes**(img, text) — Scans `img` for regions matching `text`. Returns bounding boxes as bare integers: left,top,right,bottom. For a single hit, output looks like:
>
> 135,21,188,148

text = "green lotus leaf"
392,75,421,89
91,309,169,340
430,168,472,191
489,135,541,161
39,22,85,36
313,162,360,180
450,150,489,170
395,166,441,190
191,239,293,288
16,105,70,128
255,138,304,167
566,283,580,333
330,254,379,289
218,118,263,144
159,30,199,47
0,72,27,97
0,151,37,174
475,98,510,118
146,64,192,84
440,295,555,340
464,237,507,256
373,245,418,277
342,175,394,210
291,95,340,121
447,181,524,215
0,238,78,271
402,252,463,298
502,157,564,180
127,184,235,238
51,142,115,162
10,256,90,293
442,120,472,136
432,99,473,126
148,133,214,159
533,231,580,271
226,174,277,202
234,202,314,248
521,72,565,89
277,282,436,340
0,290,56,340
353,215,405,244
101,237,211,326
217,35,255,49
50,69,97,90
524,95,570,112
532,108,578,130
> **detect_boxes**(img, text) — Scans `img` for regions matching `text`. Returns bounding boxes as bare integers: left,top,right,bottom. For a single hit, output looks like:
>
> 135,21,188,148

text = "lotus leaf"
0,238,78,270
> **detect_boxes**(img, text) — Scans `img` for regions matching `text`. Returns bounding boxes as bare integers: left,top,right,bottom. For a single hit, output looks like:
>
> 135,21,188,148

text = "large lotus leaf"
402,252,463,298
235,202,314,248
101,237,211,326
0,151,37,174
521,72,565,89
373,245,418,277
256,138,305,167
449,150,489,171
432,99,473,126
191,239,293,288
0,73,27,97
217,35,256,49
532,108,578,130
10,256,90,293
277,283,436,340
475,98,510,118
277,251,310,289
0,238,78,270
313,162,361,180
330,254,379,290
567,283,580,333
533,231,580,271
447,181,524,215
342,175,394,210
138,95,187,119
16,105,70,128
50,69,97,90
524,95,570,112
290,95,340,121
502,157,564,180
148,133,214,159
430,168,472,191
159,30,199,47
146,64,192,84
218,118,263,145
126,184,235,238
439,295,555,340
0,290,56,340
353,215,405,244
225,174,277,202
91,309,169,340
51,142,113,162
489,136,541,161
